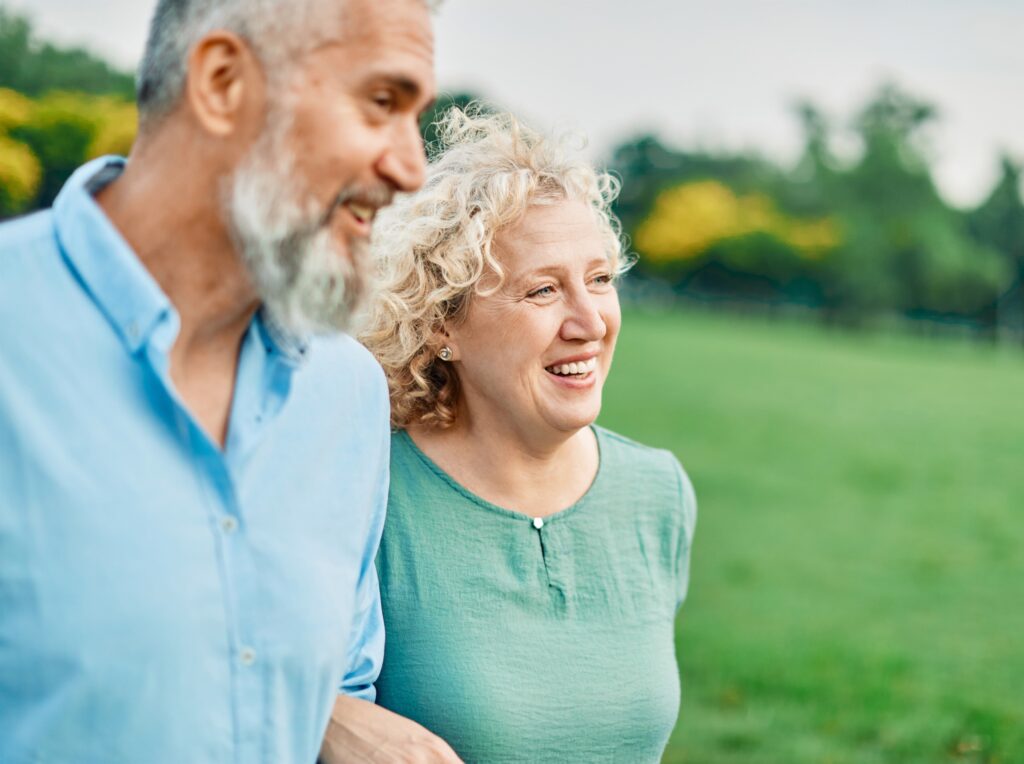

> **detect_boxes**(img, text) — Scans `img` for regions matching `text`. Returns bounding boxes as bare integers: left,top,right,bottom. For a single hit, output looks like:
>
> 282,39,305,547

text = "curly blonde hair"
359,106,632,429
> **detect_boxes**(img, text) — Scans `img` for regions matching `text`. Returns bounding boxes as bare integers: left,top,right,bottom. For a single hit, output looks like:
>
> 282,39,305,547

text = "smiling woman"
359,108,697,763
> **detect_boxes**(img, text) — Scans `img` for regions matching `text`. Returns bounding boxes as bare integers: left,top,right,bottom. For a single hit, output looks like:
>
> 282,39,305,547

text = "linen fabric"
0,158,389,764
375,426,697,764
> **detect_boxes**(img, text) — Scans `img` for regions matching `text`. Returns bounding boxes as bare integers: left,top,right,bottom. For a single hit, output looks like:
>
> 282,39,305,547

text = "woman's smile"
544,355,600,388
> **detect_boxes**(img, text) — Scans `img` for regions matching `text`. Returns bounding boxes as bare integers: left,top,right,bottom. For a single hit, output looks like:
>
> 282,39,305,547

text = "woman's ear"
434,326,460,362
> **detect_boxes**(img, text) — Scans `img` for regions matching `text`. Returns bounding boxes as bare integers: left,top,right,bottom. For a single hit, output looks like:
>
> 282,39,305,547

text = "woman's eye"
527,285,556,298
592,273,613,286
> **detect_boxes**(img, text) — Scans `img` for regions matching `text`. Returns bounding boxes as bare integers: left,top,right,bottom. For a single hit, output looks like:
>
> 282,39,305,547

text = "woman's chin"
539,399,603,435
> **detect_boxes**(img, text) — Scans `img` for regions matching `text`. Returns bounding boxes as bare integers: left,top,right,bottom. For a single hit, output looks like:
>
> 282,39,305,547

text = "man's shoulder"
308,333,385,386
297,332,389,417
0,210,57,271
0,209,80,331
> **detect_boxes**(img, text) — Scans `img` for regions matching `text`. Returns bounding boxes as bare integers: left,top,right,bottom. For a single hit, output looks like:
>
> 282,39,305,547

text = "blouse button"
532,517,544,530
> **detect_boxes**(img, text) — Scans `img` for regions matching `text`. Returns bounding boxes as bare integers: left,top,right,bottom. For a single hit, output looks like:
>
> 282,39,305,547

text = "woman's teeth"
546,358,598,376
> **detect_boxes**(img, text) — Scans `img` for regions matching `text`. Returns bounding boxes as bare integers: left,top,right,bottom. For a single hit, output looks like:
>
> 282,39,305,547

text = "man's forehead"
337,0,434,45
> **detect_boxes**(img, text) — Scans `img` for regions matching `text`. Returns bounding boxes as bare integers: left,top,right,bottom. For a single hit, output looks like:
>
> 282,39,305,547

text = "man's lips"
323,187,394,235
345,201,376,225
337,203,375,237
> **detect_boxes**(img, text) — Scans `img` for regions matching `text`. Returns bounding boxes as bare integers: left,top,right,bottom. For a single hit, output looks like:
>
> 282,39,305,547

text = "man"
0,0,459,761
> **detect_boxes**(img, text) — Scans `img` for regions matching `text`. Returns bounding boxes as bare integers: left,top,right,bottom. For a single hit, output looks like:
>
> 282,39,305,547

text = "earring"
438,346,453,362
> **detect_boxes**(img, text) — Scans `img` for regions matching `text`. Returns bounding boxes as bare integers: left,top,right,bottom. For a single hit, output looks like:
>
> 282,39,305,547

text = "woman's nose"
560,292,607,342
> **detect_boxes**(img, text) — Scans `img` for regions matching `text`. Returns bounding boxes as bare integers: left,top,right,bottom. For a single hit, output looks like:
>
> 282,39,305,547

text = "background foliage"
4,5,1023,340
0,7,136,214
607,86,1024,337
1,7,1022,760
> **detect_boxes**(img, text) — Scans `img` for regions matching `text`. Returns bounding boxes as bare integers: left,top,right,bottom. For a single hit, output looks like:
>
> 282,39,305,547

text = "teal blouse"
375,426,697,763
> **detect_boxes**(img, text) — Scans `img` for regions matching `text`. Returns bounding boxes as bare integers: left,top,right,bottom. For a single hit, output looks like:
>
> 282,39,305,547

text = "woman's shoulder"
389,428,435,480
594,425,689,483
592,425,697,537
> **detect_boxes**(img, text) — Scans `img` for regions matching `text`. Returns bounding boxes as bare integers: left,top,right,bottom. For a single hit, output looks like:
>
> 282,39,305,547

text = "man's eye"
371,92,395,111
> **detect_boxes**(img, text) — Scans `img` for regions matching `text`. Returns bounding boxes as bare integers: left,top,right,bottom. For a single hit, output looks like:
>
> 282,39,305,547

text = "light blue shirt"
0,157,389,764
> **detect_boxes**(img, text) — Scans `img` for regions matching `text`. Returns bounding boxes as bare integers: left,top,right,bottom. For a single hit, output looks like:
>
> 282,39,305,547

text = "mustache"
275,182,394,267
320,183,395,230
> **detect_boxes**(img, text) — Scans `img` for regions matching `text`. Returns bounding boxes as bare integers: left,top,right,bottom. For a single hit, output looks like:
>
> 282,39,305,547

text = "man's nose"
376,118,427,193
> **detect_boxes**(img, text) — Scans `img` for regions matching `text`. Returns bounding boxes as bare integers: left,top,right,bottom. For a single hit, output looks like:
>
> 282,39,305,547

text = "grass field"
598,309,1024,764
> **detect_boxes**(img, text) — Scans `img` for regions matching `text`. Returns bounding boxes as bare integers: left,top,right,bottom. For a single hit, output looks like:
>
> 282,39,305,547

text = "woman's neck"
407,416,600,518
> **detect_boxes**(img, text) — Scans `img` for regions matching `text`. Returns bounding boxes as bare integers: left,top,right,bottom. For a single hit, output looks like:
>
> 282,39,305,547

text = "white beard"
225,126,367,337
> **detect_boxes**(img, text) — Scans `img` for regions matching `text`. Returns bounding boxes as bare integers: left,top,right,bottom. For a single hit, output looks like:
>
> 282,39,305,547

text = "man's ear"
185,31,263,137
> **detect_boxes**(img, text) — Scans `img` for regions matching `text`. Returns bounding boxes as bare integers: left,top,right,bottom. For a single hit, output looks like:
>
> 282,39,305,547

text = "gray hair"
136,0,329,122
136,0,438,124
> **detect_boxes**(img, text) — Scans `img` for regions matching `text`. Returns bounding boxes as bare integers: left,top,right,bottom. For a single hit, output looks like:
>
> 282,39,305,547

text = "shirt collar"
52,156,175,356
53,156,313,366
257,307,310,366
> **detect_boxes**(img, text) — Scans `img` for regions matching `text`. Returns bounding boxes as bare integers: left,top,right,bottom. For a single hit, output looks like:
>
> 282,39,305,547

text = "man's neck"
95,141,260,447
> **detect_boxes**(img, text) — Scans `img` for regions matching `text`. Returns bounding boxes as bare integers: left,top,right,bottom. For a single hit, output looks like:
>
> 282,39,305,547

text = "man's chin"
250,238,366,337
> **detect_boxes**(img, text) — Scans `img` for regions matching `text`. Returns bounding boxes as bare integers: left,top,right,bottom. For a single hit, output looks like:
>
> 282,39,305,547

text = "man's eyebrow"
374,74,424,100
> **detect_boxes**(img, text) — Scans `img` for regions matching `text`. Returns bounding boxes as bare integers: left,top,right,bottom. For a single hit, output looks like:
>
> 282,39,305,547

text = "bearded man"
0,0,460,761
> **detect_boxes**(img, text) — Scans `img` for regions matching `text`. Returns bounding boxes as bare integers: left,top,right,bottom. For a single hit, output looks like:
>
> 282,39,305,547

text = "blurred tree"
0,87,40,216
0,132,40,216
11,93,103,208
609,83,1013,327
3,92,137,211
969,156,1024,336
820,84,1011,322
783,102,841,218
0,7,135,98
634,179,836,305
610,134,782,236
611,133,832,305
0,6,137,216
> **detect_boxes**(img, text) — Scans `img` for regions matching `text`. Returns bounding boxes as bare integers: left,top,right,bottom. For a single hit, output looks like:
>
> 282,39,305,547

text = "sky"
13,0,1024,207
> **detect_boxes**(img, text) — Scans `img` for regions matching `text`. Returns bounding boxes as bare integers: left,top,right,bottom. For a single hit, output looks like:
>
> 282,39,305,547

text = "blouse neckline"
395,425,606,526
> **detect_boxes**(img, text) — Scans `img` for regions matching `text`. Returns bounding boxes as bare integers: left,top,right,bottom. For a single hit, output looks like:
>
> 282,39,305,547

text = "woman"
360,109,696,763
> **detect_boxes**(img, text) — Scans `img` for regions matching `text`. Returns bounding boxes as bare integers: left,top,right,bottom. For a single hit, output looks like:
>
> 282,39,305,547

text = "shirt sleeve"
338,558,385,701
338,374,391,702
673,457,698,607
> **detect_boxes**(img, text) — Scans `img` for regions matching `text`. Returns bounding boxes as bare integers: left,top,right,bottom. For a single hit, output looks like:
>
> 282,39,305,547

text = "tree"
0,7,135,98
821,83,1011,322
969,156,1024,336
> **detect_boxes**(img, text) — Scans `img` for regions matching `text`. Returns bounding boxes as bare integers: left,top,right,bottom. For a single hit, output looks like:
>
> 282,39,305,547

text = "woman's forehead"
493,202,603,261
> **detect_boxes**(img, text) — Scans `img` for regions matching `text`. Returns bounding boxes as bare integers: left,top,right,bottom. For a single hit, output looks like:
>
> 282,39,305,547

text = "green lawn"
598,309,1024,764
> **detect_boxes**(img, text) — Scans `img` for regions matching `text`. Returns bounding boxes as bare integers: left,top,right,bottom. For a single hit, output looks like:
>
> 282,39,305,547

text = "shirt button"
220,516,238,534
239,647,257,666
532,517,544,530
